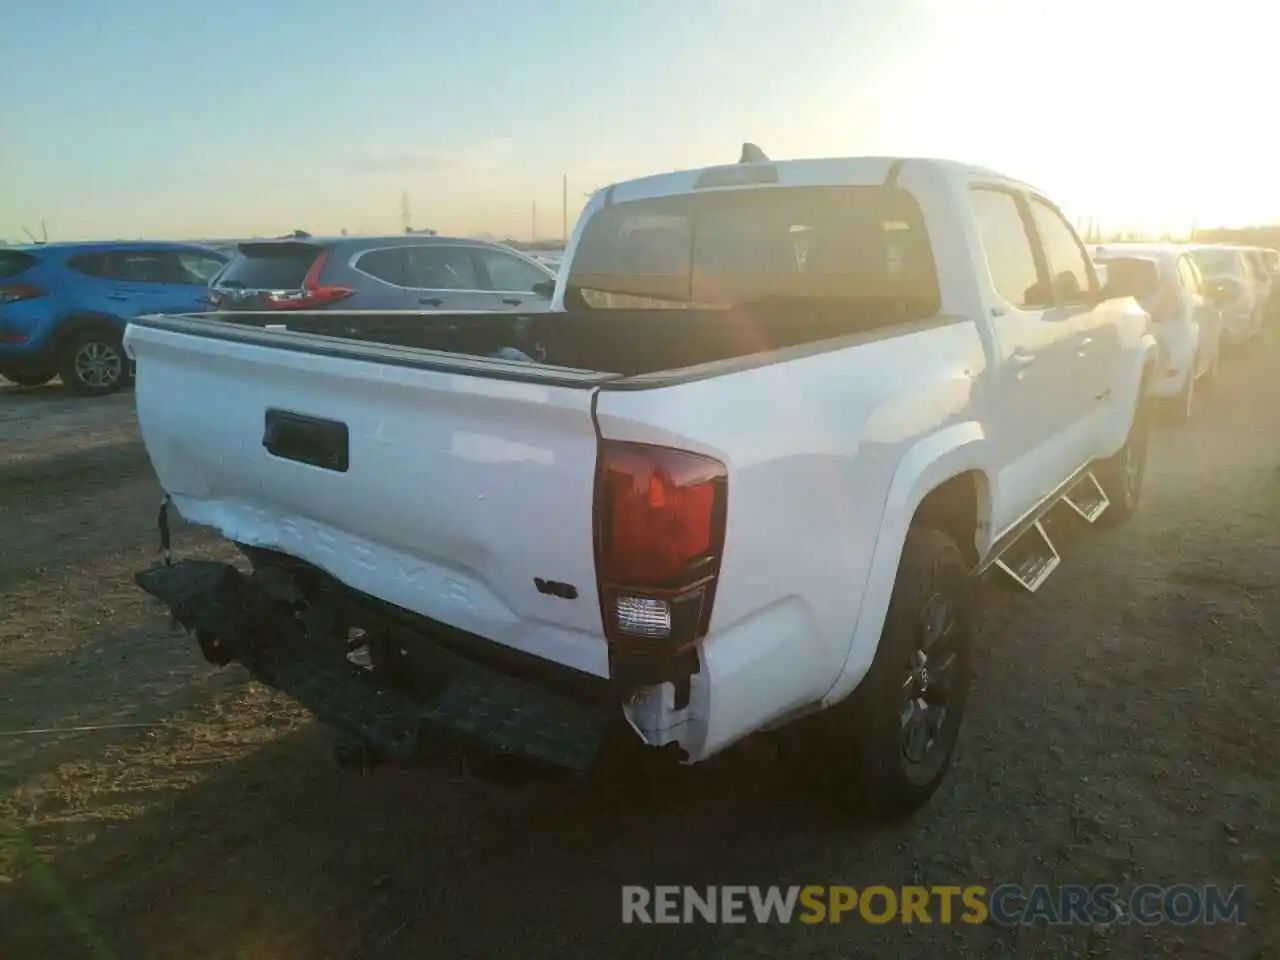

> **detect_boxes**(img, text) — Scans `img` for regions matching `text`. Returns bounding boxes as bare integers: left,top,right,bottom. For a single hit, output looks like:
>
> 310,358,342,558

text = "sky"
3,0,1278,243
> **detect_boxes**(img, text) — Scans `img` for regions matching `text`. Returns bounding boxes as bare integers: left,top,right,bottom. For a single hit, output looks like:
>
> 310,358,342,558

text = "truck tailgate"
125,321,610,678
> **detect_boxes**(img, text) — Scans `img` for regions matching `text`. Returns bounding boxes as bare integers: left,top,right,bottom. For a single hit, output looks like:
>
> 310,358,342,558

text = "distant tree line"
1189,225,1280,249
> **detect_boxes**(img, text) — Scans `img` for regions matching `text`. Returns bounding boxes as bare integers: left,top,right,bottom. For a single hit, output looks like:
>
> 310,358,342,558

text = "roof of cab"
603,152,1046,205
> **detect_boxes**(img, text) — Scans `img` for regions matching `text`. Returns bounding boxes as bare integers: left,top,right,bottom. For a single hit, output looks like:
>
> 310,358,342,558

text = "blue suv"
0,241,228,395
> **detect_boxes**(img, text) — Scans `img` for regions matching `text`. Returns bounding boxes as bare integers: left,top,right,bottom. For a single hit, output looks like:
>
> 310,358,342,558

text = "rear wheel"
0,365,55,387
823,527,973,819
59,328,130,396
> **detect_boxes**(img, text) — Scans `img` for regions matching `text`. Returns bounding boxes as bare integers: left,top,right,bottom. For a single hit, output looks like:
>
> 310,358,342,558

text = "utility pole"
562,174,568,243
532,199,537,243
401,191,412,233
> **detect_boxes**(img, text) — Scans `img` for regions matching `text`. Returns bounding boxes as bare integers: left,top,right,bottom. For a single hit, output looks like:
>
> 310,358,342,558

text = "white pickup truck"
126,147,1157,818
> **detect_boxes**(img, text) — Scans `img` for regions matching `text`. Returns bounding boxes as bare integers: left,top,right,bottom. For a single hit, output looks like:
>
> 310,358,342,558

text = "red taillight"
263,251,354,310
594,440,727,647
0,284,42,305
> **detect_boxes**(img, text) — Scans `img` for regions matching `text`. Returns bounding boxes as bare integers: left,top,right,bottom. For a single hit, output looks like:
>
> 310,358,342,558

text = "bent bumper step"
992,519,1060,593
1062,471,1110,523
135,560,609,773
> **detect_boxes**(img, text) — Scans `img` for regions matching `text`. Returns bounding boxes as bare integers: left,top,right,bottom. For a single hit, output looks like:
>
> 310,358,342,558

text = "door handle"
1010,350,1036,370
418,297,443,307
501,297,523,306
1078,335,1094,346
1077,335,1093,357
105,293,130,301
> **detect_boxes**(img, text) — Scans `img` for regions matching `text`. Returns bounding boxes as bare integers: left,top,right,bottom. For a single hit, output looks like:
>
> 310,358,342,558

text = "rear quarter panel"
596,317,993,753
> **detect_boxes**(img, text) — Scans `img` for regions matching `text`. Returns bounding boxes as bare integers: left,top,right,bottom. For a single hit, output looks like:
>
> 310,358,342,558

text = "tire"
1094,385,1153,528
58,327,130,396
0,365,55,387
823,526,974,820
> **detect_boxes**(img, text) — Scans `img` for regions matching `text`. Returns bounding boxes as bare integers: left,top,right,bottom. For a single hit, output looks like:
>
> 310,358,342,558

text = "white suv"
1186,244,1265,345
1095,243,1222,421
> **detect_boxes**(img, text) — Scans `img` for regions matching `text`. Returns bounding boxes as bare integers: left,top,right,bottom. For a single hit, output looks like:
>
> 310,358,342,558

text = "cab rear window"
565,185,940,316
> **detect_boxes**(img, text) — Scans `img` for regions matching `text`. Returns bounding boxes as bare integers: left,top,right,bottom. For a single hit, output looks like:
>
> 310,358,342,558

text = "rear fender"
820,421,990,707
1098,332,1158,459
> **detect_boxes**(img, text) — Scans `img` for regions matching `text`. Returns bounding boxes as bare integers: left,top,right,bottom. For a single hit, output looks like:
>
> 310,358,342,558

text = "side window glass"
356,248,409,286
176,253,227,284
113,252,173,283
67,254,110,278
476,249,550,292
967,188,1048,307
1028,199,1093,305
405,246,480,290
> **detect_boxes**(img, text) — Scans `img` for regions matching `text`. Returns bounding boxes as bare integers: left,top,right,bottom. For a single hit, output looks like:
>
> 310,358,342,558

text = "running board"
1062,471,1110,523
992,519,1060,593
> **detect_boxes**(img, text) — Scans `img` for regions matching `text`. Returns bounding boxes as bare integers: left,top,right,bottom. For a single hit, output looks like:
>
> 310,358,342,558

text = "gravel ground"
0,345,1276,960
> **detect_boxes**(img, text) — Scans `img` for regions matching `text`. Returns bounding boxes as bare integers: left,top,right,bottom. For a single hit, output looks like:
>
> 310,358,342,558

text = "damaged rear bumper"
135,558,617,773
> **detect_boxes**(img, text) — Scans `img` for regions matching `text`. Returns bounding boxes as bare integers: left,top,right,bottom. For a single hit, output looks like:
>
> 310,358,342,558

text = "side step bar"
1062,471,1111,523
993,520,1060,593
988,469,1108,594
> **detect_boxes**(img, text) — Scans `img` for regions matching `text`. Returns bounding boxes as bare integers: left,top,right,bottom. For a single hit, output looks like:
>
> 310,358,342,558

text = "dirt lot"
0,348,1277,960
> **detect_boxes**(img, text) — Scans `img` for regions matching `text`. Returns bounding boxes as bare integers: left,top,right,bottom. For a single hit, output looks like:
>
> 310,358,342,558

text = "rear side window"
217,245,320,288
968,188,1047,308
405,245,480,290
566,184,940,314
67,253,110,278
68,250,193,284
0,250,38,279
1027,198,1094,304
476,248,549,292
177,252,228,284
354,247,409,286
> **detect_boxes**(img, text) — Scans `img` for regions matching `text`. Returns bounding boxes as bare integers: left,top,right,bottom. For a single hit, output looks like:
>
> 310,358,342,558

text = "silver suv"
210,235,557,313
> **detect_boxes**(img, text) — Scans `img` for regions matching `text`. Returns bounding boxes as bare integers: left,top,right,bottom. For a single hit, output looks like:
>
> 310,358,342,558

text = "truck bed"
142,300,935,381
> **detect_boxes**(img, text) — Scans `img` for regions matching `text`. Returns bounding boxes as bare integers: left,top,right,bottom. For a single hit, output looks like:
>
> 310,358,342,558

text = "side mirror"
531,279,555,300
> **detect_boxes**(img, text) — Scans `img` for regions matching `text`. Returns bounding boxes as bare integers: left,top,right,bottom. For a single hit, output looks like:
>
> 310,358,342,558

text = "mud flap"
135,560,609,773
